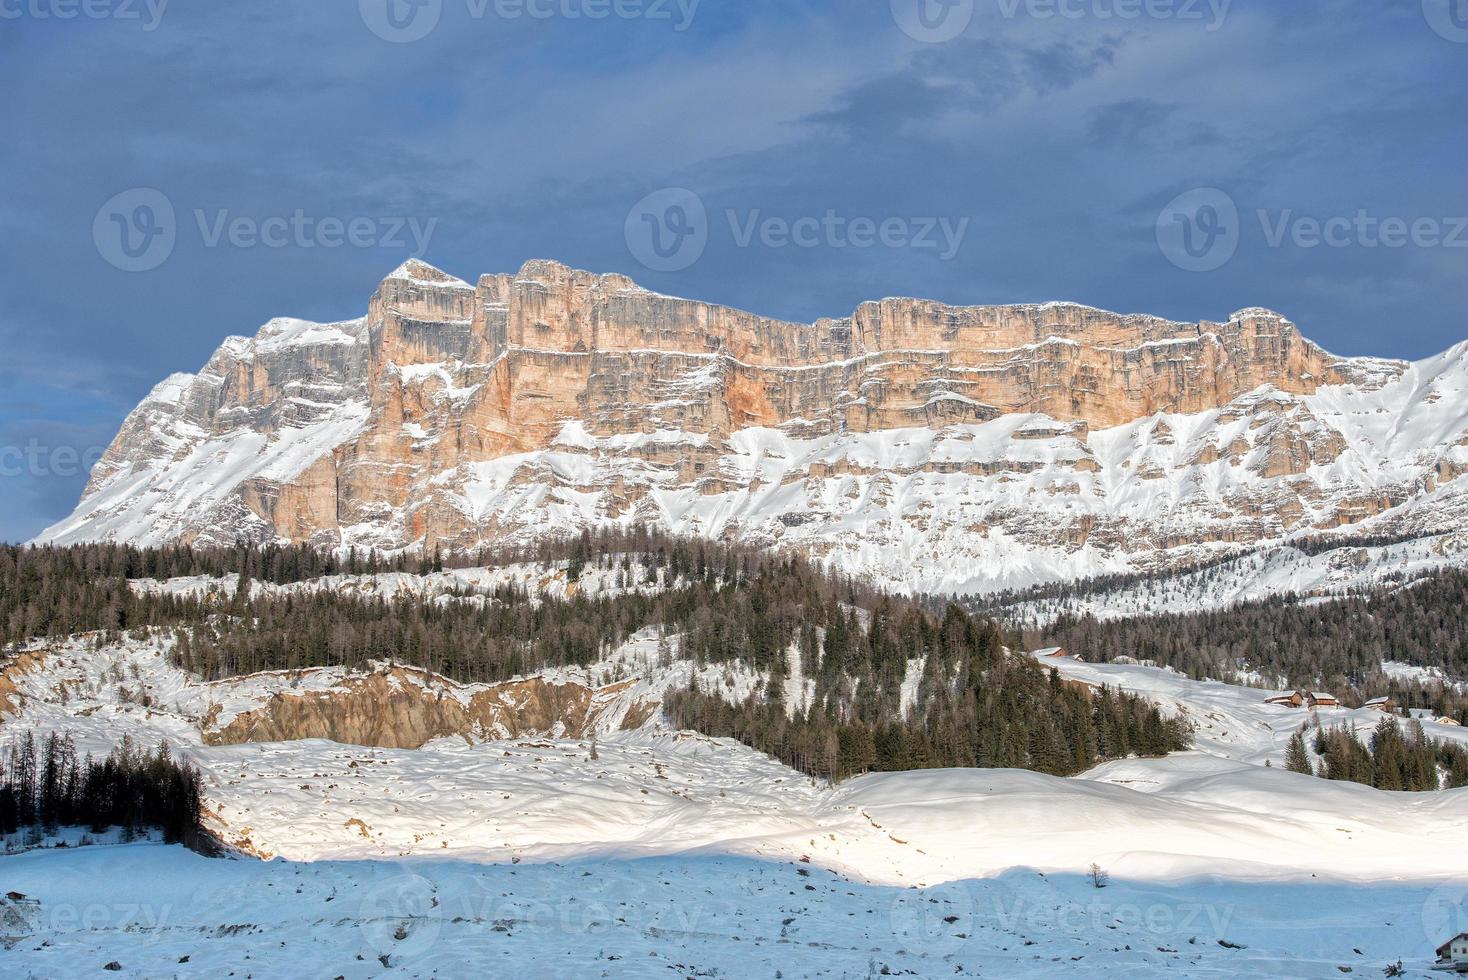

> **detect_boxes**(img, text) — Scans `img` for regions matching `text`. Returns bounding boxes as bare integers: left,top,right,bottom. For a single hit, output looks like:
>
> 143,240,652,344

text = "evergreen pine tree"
1284,731,1313,775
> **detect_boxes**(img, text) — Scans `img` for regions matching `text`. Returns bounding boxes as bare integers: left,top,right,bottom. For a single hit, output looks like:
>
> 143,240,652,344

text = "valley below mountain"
3,607,1466,977
10,267,1468,978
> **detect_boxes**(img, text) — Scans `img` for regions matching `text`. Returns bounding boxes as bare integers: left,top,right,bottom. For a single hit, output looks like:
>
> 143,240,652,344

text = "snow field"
3,844,1463,978
2,626,1468,975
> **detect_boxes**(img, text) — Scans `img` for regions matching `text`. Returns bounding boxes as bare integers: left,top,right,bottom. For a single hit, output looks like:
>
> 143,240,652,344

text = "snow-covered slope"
1003,531,1468,624
5,632,1466,874
34,259,1468,597
1018,648,1468,763
3,633,1468,976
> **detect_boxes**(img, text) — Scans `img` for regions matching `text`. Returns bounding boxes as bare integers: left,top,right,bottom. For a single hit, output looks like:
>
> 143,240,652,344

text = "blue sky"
2,0,1466,542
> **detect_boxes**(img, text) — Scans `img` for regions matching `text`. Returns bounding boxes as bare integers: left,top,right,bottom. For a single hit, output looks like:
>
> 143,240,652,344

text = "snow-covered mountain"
36,259,1468,595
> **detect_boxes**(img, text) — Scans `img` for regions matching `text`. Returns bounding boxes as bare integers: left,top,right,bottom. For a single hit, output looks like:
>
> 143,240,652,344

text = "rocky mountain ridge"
37,259,1468,594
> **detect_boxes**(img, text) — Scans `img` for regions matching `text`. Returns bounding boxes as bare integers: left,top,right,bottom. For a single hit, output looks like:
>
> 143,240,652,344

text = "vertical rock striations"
38,259,1468,594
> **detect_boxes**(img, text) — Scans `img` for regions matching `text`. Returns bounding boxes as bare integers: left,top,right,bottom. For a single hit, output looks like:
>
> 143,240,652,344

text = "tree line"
1028,569,1468,722
666,602,1190,783
1,535,854,679
1283,717,1468,791
1,732,205,847
2,536,1196,784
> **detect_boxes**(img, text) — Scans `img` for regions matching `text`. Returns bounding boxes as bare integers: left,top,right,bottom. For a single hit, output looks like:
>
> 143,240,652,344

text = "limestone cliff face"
0,640,661,752
204,666,650,750
39,259,1468,594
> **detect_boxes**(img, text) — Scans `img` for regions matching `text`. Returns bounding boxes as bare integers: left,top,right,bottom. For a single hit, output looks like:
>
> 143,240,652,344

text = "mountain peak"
513,258,643,293
385,258,471,290
1229,307,1291,323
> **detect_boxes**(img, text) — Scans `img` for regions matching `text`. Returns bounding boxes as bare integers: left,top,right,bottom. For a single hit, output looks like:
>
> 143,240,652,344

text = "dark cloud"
806,36,1127,139
1086,99,1218,149
1016,37,1123,94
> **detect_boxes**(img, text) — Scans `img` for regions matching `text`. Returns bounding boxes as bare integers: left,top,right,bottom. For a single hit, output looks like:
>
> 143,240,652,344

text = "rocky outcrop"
0,637,664,753
0,648,48,720
37,260,1468,594
204,665,649,749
